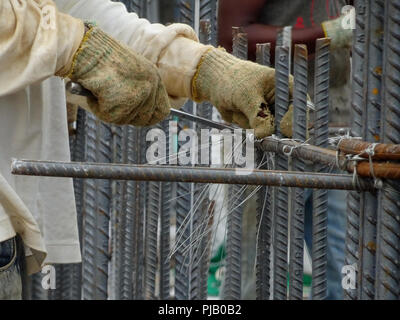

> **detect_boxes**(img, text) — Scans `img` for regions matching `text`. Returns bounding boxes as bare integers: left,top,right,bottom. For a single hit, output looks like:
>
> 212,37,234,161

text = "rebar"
223,30,247,300
81,113,111,300
344,0,367,300
311,38,330,300
199,0,218,46
288,44,308,300
375,0,400,300
175,0,200,300
358,0,384,300
338,139,400,160
256,43,271,67
272,45,291,300
257,137,400,180
12,159,377,189
255,43,272,300
159,120,172,300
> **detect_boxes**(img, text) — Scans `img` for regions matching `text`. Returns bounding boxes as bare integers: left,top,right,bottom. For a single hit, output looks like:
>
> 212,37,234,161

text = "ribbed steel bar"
345,0,367,300
31,272,50,300
144,126,163,299
255,43,272,300
256,43,271,67
69,108,86,300
144,182,159,300
195,18,213,300
81,113,112,300
288,44,308,300
118,127,134,300
175,0,198,300
109,125,124,300
159,120,172,300
272,45,290,300
257,137,400,180
58,112,87,300
133,128,146,300
255,151,273,300
311,38,330,300
375,0,400,300
338,139,400,160
199,0,218,46
11,160,376,190
358,0,384,300
223,30,247,300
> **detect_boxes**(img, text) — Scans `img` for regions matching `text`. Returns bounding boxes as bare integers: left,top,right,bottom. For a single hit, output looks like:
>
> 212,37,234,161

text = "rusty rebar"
338,139,400,160
257,137,400,180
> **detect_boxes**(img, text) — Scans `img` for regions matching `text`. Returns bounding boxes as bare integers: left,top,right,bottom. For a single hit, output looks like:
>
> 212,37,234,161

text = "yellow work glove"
321,15,353,50
192,48,294,139
57,24,171,127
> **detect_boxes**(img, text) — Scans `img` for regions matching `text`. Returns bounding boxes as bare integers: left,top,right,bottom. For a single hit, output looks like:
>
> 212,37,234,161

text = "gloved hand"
192,48,294,138
321,14,353,50
57,24,171,127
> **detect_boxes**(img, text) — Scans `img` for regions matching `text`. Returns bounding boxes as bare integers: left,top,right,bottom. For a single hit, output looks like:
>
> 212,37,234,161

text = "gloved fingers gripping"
232,111,251,129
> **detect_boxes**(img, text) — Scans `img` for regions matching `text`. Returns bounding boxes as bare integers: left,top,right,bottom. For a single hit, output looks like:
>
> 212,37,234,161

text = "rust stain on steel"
259,138,400,179
366,241,376,253
338,138,400,160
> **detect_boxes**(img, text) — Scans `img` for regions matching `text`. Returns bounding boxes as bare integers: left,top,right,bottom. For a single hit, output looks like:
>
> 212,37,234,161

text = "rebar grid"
13,0,400,302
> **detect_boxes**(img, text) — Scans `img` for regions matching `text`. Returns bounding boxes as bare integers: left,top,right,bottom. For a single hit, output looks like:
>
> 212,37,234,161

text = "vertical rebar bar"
288,44,308,300
256,43,271,67
175,0,198,300
195,18,214,300
223,30,248,300
358,0,384,300
81,113,112,300
375,0,400,300
255,43,272,300
272,45,290,300
311,38,331,300
344,0,367,300
159,120,172,300
199,0,218,46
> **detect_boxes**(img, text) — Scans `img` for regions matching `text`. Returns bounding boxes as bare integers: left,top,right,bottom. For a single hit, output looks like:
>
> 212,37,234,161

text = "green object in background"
207,243,313,298
207,244,226,297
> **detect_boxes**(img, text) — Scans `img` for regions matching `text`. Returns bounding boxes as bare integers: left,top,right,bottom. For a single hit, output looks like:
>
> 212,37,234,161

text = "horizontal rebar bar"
338,139,400,160
257,137,400,179
11,159,374,191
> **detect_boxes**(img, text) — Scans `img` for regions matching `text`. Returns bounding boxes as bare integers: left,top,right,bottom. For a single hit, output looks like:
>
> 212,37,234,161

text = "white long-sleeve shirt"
0,0,208,273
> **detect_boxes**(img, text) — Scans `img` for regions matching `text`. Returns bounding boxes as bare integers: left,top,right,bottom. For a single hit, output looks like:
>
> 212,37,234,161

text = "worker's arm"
0,0,84,96
58,0,298,138
56,0,210,107
0,0,171,127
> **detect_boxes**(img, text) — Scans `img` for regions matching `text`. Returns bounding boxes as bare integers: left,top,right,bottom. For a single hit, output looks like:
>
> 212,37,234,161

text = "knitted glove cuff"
59,24,131,80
